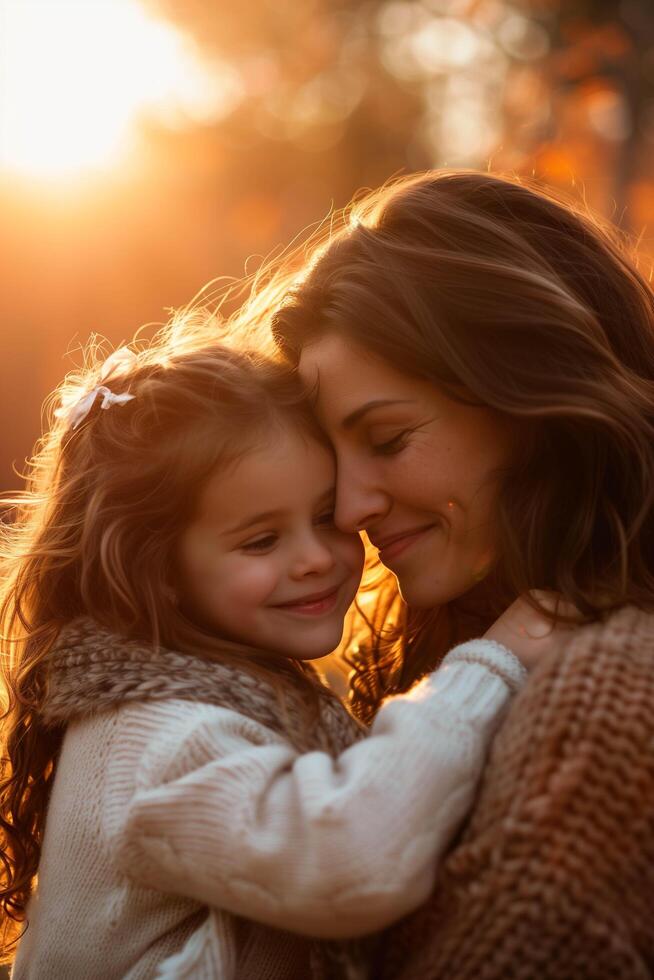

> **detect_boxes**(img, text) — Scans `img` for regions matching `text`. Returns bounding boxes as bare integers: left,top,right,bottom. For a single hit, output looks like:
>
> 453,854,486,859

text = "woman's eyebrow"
341,399,413,429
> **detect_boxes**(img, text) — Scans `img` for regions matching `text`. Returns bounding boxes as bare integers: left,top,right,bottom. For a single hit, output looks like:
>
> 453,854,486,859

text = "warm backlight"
0,0,239,179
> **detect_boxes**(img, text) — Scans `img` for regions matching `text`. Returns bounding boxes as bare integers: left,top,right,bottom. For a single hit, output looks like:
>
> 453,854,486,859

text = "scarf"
42,618,371,980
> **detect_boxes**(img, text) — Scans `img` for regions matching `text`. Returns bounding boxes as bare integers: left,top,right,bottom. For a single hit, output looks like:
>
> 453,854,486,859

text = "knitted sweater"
12,620,525,980
377,605,654,979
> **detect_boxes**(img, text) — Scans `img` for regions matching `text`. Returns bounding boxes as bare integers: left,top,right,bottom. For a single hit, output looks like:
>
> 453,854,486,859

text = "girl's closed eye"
241,532,279,553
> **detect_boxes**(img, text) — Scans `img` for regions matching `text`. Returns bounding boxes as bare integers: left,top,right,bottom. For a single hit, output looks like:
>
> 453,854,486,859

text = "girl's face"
299,334,515,608
177,424,364,659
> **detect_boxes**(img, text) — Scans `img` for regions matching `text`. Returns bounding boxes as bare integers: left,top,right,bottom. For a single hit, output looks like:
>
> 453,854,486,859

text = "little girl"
1,321,537,979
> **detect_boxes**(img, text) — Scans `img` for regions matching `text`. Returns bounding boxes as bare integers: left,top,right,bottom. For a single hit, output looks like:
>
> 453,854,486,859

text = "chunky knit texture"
13,621,524,979
41,618,362,755
378,605,654,980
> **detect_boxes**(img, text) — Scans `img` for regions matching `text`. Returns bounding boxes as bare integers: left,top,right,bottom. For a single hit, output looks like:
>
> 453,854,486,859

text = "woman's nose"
334,464,390,534
290,532,336,579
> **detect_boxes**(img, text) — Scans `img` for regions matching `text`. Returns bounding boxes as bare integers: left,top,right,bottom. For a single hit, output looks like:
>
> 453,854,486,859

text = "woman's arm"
113,640,524,939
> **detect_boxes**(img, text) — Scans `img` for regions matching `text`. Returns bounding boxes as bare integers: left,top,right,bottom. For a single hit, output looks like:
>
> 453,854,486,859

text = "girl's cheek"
230,556,281,602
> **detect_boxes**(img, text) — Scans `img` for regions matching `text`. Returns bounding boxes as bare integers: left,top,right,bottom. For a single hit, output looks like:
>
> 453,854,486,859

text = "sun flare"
0,0,241,179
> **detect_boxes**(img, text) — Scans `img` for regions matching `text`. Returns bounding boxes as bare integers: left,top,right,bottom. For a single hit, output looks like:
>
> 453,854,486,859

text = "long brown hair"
271,170,654,716
0,317,327,957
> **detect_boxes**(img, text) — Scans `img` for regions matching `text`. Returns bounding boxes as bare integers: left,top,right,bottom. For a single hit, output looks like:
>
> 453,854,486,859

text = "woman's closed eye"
370,429,412,456
314,509,335,527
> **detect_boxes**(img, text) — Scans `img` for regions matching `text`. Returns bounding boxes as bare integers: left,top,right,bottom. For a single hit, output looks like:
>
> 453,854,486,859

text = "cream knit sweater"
12,639,525,980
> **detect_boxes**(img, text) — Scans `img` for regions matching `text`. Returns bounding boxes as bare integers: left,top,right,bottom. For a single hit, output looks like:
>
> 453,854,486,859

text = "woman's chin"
393,565,488,609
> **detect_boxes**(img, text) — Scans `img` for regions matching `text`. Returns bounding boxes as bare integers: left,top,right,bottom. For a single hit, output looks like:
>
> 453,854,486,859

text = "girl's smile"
270,584,342,616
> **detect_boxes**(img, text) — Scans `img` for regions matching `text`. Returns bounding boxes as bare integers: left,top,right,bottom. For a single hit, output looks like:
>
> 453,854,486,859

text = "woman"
271,171,654,976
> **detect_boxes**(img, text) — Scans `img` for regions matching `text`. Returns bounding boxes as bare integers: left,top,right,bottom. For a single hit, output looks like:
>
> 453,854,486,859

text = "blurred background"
2,0,654,489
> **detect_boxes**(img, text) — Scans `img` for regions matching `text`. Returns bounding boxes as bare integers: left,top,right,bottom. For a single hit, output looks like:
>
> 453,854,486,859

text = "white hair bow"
55,347,137,430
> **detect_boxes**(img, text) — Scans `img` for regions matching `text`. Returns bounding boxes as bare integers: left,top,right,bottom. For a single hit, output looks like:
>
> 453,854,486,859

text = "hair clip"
55,347,137,430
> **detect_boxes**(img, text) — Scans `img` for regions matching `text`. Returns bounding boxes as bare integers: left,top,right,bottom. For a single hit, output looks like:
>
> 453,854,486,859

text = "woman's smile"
369,522,439,563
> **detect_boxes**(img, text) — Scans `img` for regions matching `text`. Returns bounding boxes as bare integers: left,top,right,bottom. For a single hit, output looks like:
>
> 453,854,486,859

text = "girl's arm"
113,639,524,939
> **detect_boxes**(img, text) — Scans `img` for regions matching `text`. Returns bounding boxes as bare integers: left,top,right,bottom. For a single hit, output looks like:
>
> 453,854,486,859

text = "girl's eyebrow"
225,488,336,537
226,509,283,536
341,399,413,429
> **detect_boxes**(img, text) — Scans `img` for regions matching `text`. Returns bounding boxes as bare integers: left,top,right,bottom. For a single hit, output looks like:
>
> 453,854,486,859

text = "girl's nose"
290,532,336,579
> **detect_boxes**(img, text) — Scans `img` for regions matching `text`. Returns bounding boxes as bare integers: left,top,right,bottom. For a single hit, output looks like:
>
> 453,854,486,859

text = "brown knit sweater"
378,605,654,980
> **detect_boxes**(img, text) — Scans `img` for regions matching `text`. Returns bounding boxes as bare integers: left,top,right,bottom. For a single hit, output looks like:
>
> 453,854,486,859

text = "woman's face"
299,334,515,608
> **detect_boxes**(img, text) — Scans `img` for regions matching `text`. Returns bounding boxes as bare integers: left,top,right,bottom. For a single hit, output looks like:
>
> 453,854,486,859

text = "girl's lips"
273,586,340,617
377,524,436,562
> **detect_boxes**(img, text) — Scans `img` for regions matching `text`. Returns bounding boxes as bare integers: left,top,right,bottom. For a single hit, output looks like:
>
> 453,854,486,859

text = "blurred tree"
141,0,654,235
526,0,654,230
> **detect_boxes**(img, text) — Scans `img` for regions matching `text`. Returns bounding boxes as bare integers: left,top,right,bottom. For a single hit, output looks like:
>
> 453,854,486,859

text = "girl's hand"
484,591,581,672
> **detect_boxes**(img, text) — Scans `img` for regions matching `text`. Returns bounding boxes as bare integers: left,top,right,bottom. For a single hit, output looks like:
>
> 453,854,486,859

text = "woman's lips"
373,524,436,562
272,585,340,616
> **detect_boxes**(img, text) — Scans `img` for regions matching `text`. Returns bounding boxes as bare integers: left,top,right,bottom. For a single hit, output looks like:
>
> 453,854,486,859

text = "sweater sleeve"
114,639,525,939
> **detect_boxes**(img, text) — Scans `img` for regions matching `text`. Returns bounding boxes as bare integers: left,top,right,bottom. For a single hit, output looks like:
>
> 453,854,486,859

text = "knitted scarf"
42,618,371,980
375,605,654,980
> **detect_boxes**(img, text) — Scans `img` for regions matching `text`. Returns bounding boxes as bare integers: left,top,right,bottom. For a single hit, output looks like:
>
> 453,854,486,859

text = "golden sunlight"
0,0,242,179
